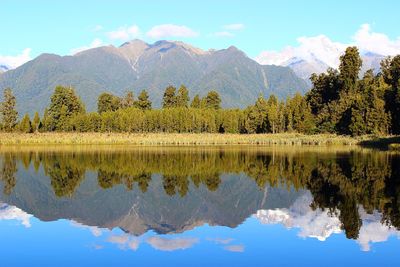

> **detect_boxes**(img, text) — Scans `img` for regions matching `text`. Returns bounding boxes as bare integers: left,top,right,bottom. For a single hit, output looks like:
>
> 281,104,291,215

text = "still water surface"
0,146,399,266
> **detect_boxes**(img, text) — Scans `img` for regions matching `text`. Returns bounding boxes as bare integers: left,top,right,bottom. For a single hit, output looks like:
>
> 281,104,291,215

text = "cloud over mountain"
255,24,400,80
0,48,32,70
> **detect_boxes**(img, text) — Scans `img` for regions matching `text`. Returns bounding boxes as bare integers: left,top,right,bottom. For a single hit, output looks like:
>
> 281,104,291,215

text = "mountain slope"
0,40,309,115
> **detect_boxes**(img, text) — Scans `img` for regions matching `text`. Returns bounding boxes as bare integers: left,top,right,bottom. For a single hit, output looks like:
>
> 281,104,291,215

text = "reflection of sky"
1,201,400,267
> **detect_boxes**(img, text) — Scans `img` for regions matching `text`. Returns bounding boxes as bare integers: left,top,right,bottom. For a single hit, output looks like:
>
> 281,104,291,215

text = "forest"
0,46,399,136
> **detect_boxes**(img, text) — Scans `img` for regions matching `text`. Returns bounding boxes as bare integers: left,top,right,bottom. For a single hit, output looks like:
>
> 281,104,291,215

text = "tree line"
1,46,399,136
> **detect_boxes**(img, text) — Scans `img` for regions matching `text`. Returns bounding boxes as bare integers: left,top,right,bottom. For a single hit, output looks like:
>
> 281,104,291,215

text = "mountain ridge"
0,40,309,116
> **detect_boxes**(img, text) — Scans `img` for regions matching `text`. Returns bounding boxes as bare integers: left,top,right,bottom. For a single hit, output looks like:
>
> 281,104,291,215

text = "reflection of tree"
6,148,400,239
98,170,151,193
42,154,85,197
0,153,17,195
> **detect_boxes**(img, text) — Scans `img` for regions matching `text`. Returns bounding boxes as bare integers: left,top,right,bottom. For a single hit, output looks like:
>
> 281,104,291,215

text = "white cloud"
147,236,198,251
255,24,400,69
224,244,245,252
0,48,32,69
0,202,32,227
256,35,346,68
107,25,140,41
71,38,104,55
213,31,235,38
223,24,244,31
146,24,198,39
354,24,400,56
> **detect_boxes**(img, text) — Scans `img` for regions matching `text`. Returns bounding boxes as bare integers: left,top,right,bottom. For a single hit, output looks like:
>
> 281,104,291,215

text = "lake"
0,146,399,266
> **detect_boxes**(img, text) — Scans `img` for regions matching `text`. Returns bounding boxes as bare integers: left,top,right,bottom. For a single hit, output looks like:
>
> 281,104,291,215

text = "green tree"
1,88,18,132
97,92,121,113
267,95,279,133
307,68,341,115
137,90,152,110
19,113,32,133
32,111,41,132
381,55,400,133
162,86,177,108
339,46,362,94
47,86,85,131
121,91,135,109
176,85,190,108
204,90,221,110
190,94,201,108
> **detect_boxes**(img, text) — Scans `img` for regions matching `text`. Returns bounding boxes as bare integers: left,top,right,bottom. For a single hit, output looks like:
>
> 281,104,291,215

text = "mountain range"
0,40,309,116
255,37,386,83
0,65,8,74
282,52,384,82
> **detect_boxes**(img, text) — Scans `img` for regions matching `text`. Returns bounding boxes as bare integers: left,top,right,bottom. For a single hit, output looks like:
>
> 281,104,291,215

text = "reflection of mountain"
0,202,32,227
0,164,304,235
0,147,399,241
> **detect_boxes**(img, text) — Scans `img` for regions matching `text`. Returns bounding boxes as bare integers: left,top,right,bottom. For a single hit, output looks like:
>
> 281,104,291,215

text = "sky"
1,0,400,68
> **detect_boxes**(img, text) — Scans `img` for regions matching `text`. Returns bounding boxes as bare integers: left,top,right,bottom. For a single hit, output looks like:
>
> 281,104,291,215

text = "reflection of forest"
0,148,399,239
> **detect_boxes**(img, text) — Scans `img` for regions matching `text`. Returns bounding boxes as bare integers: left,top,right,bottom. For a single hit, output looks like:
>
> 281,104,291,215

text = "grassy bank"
0,132,376,146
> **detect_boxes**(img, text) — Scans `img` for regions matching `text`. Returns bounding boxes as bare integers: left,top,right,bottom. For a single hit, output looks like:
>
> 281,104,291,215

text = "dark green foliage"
137,90,152,110
381,56,400,134
306,46,392,136
97,92,121,113
1,88,18,132
339,46,362,94
46,86,85,131
307,68,341,115
287,93,315,134
19,113,32,133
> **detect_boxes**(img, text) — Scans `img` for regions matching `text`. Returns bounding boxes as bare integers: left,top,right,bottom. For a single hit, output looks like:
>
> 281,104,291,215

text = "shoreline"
0,132,392,146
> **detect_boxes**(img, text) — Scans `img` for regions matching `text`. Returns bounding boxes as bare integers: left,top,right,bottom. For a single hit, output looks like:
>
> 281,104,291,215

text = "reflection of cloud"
255,193,400,251
256,194,341,241
207,237,234,244
356,210,400,252
224,245,244,253
0,203,32,227
107,234,140,251
147,237,198,251
71,221,102,237
108,234,129,245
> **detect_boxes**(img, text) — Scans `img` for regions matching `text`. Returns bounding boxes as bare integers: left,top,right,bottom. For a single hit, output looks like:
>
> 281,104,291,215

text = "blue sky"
1,0,400,68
